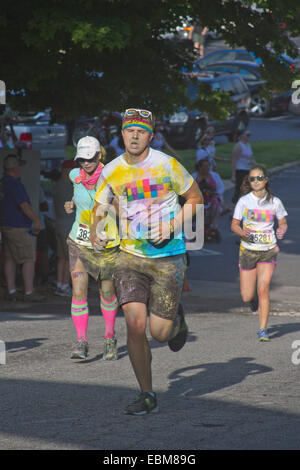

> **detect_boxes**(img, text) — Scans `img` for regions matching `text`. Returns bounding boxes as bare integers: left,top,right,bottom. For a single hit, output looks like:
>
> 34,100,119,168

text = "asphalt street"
0,165,299,452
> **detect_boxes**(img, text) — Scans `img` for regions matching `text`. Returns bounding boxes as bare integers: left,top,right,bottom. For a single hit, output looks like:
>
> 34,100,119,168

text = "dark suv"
162,72,251,149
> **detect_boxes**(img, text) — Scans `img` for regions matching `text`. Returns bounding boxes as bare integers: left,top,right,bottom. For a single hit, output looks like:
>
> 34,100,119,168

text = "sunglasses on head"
125,108,153,119
249,175,267,182
77,153,99,165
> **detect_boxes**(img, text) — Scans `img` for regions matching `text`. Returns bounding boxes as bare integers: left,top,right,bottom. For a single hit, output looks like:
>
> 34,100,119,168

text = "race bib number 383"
75,223,91,245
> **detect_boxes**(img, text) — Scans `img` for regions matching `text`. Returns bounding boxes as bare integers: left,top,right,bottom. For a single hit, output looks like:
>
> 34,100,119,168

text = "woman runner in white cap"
64,136,120,360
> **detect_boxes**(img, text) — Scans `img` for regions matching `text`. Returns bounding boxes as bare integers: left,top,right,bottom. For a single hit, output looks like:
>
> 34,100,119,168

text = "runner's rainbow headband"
122,117,153,134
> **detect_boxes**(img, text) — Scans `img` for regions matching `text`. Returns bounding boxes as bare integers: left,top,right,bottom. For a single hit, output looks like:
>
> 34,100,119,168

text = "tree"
0,0,299,121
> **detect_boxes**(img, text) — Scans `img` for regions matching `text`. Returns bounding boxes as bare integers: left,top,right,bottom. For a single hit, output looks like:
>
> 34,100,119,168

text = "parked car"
12,110,67,170
200,61,292,116
162,72,251,149
193,49,258,71
288,99,300,116
193,48,300,73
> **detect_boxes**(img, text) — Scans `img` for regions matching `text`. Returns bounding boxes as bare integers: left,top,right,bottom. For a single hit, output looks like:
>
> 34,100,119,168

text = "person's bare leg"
71,258,88,301
240,268,257,303
99,279,115,301
256,263,275,330
22,260,35,293
149,313,173,343
3,257,16,292
123,302,152,392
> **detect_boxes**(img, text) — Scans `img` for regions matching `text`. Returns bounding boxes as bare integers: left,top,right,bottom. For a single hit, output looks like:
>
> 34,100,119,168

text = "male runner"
90,109,203,415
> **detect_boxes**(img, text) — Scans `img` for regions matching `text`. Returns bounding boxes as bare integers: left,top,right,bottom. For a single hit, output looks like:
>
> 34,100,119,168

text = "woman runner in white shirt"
231,166,288,341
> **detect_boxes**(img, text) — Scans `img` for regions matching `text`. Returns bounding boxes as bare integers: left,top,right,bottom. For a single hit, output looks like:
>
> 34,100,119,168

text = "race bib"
75,223,91,246
247,230,273,245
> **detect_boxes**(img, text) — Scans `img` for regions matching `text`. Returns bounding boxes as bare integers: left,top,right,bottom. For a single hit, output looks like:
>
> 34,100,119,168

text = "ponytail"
99,145,106,163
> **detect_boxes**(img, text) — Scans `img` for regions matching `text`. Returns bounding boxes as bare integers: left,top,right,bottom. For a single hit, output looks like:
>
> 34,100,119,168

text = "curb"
223,159,300,192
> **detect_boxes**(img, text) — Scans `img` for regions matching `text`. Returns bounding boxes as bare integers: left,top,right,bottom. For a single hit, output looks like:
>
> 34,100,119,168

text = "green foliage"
188,80,236,121
0,0,299,120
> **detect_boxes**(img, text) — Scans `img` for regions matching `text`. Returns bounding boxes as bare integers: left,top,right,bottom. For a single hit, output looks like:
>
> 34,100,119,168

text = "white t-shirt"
196,147,216,171
206,141,216,158
235,141,253,170
233,192,287,251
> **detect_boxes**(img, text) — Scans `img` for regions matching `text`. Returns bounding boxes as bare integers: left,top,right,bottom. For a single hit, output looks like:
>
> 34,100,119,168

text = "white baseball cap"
75,136,101,160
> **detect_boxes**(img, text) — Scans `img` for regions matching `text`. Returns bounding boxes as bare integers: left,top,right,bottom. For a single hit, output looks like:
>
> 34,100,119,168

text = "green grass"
177,139,300,179
66,139,300,180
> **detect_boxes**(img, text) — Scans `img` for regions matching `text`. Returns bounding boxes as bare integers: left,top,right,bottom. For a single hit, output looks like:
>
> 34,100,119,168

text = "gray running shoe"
125,392,159,416
71,339,89,359
54,286,72,297
103,337,118,361
168,303,188,352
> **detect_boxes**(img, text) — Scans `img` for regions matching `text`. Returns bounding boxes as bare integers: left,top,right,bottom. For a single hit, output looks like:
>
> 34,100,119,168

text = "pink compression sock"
71,298,89,341
100,295,118,339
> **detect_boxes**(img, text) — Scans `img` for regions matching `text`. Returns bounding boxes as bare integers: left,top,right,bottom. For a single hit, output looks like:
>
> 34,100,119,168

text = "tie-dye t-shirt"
95,148,194,258
69,168,119,249
233,192,287,251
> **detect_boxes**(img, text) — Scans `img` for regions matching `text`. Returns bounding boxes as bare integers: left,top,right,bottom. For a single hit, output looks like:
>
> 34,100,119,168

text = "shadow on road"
1,356,299,450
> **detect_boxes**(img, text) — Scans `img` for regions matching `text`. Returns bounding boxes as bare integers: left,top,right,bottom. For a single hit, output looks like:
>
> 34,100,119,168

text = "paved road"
1,307,300,452
249,114,300,141
0,166,299,451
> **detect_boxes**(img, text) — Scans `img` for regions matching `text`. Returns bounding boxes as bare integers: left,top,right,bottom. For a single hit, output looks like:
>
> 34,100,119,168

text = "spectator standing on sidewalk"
35,186,50,285
189,23,207,58
231,130,257,204
0,154,45,302
52,160,77,296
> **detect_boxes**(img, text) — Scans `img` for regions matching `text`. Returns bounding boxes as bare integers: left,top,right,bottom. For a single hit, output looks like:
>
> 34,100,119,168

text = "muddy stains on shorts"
239,245,278,271
67,237,119,281
113,251,187,321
